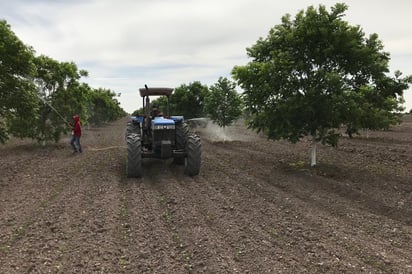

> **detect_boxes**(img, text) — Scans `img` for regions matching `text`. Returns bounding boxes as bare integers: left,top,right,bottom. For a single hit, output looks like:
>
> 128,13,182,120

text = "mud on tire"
126,133,142,178
185,134,201,176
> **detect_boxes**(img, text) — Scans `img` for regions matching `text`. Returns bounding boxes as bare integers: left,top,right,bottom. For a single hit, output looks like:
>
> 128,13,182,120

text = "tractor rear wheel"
126,123,140,138
175,121,188,149
185,134,201,176
126,133,142,178
174,121,189,165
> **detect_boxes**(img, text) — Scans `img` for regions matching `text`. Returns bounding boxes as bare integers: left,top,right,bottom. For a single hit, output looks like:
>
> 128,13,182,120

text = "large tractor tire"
185,134,201,176
126,123,140,138
174,121,189,165
126,133,142,178
175,121,189,149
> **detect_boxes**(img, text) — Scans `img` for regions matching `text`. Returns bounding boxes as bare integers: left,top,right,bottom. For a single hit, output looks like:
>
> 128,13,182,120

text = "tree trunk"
365,129,369,139
311,135,317,167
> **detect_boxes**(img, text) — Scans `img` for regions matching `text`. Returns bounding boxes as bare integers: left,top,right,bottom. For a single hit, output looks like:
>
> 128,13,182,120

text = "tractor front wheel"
185,134,201,176
126,133,142,178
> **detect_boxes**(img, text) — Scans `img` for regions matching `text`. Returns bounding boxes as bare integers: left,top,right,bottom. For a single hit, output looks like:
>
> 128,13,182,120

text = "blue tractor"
126,86,201,177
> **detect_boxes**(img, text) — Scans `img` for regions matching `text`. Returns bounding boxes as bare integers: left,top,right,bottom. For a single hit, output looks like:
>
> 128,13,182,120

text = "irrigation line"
87,146,127,151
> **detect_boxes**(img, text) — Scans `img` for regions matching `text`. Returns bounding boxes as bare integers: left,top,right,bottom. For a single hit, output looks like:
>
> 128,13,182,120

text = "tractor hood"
152,117,175,128
170,116,184,123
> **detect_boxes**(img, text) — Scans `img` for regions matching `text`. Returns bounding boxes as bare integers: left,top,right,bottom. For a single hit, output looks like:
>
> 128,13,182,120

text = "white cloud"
2,0,411,112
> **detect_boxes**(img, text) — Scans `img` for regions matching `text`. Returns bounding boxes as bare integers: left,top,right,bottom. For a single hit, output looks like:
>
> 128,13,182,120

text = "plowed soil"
0,116,411,273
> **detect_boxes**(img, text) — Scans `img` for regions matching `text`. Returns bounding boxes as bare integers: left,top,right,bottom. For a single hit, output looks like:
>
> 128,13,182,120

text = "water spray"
36,93,70,126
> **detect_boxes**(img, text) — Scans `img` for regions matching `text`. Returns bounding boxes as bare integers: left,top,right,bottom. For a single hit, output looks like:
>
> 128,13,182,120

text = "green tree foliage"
1,20,126,144
205,77,242,128
0,20,38,143
170,81,209,119
342,83,406,137
88,88,126,125
131,109,143,117
27,55,90,143
232,3,411,166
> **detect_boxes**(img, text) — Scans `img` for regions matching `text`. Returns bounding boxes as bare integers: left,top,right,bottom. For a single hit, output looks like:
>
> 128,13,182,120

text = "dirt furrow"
201,138,412,272
1,116,411,273
119,175,191,273
0,147,125,273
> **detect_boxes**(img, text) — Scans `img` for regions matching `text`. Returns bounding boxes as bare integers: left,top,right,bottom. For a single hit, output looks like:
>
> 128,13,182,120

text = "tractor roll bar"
139,87,174,97
139,87,174,117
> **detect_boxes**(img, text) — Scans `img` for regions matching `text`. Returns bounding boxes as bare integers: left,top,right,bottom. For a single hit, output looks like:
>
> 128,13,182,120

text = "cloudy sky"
1,0,411,113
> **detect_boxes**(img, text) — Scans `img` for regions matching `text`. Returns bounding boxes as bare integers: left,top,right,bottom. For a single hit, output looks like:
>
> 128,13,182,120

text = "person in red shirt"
70,115,82,153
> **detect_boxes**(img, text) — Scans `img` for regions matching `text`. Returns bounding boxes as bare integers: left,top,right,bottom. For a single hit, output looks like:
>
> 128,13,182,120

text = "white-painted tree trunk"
221,126,230,142
311,135,317,167
40,133,46,147
362,128,369,138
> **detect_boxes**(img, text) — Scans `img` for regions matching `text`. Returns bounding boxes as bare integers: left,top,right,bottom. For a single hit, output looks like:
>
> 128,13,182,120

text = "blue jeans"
70,135,82,153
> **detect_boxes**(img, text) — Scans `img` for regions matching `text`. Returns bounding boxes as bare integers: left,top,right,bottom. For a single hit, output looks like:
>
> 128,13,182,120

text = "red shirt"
72,116,81,137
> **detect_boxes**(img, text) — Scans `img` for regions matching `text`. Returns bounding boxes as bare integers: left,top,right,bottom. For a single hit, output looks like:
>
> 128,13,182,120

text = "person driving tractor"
150,104,161,118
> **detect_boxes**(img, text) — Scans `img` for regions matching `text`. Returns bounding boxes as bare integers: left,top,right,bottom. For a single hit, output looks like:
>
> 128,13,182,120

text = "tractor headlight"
153,125,175,130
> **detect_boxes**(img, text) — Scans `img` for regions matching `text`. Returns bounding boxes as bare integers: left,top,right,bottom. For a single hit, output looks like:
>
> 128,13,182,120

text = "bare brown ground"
0,116,411,273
